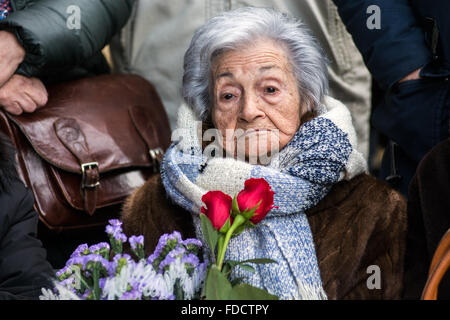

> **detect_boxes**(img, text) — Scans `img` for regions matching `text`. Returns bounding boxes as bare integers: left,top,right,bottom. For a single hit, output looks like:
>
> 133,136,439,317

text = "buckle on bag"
81,162,100,189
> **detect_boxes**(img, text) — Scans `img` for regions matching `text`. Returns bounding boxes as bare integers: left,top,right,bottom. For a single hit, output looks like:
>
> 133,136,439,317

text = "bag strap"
422,229,450,299
429,229,450,275
129,105,164,173
54,118,99,215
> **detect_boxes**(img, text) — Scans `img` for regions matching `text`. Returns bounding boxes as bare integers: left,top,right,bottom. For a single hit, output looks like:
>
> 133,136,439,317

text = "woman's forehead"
211,42,292,79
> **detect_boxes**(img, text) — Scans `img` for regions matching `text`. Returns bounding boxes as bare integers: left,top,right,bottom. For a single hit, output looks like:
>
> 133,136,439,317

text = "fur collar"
0,132,18,193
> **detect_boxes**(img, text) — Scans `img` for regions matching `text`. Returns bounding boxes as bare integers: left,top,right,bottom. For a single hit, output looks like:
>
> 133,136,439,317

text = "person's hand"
0,30,26,87
398,67,422,83
0,75,48,115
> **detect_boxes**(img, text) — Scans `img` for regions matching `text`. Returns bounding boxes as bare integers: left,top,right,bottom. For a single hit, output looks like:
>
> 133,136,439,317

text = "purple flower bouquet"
40,190,279,301
39,219,208,300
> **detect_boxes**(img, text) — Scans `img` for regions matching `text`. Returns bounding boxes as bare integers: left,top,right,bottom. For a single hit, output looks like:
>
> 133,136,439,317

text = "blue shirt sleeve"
333,0,432,90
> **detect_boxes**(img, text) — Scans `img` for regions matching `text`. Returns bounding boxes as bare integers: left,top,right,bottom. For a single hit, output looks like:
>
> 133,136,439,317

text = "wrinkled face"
211,39,304,161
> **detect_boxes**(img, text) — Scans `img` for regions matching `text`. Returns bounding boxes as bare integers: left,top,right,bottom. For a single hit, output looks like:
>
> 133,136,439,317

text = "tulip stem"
217,214,246,271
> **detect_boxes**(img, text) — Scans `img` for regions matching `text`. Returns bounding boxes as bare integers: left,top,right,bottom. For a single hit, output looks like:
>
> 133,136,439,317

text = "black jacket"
333,0,450,198
405,138,450,299
333,0,450,90
0,133,54,299
0,0,134,83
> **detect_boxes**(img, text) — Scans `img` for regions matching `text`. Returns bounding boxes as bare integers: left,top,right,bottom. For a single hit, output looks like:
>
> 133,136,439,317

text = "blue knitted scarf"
161,96,367,299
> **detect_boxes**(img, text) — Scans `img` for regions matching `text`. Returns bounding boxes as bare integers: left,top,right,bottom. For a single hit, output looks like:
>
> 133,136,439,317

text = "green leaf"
232,224,246,237
77,273,91,294
205,265,232,300
241,201,261,220
231,195,240,217
219,216,232,234
242,209,255,220
222,260,239,278
238,258,278,265
200,213,219,261
174,279,184,300
223,258,276,275
92,264,101,300
230,277,245,286
229,283,278,300
224,260,240,268
221,263,231,276
222,260,238,276
200,265,210,298
239,264,256,273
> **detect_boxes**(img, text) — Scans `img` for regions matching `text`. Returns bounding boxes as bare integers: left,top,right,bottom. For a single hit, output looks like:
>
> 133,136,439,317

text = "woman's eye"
223,93,234,100
265,87,278,94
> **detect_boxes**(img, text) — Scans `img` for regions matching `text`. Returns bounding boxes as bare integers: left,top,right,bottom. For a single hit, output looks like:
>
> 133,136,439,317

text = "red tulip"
201,191,233,232
236,178,275,224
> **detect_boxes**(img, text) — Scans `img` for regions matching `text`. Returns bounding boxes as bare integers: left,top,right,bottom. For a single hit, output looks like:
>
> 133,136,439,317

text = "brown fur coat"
121,173,407,300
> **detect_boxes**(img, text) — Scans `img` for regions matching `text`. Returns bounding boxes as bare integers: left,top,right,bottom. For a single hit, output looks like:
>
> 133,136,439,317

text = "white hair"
182,7,329,122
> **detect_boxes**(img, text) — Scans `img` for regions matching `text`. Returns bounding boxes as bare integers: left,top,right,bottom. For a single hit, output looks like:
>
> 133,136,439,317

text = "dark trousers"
375,77,449,197
373,76,450,299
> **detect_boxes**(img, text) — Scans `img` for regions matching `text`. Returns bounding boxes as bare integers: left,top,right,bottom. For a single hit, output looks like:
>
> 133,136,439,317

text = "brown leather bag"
0,74,171,232
422,229,450,300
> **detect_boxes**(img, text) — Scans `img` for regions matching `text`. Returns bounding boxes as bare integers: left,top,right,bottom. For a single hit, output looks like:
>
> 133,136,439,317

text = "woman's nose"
239,93,265,123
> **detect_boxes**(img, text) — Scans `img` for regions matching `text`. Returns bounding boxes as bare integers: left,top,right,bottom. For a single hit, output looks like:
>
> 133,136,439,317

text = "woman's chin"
228,144,279,165
217,130,282,164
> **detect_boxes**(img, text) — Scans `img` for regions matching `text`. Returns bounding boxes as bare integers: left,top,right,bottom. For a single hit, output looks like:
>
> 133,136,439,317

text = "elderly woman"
121,7,407,299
